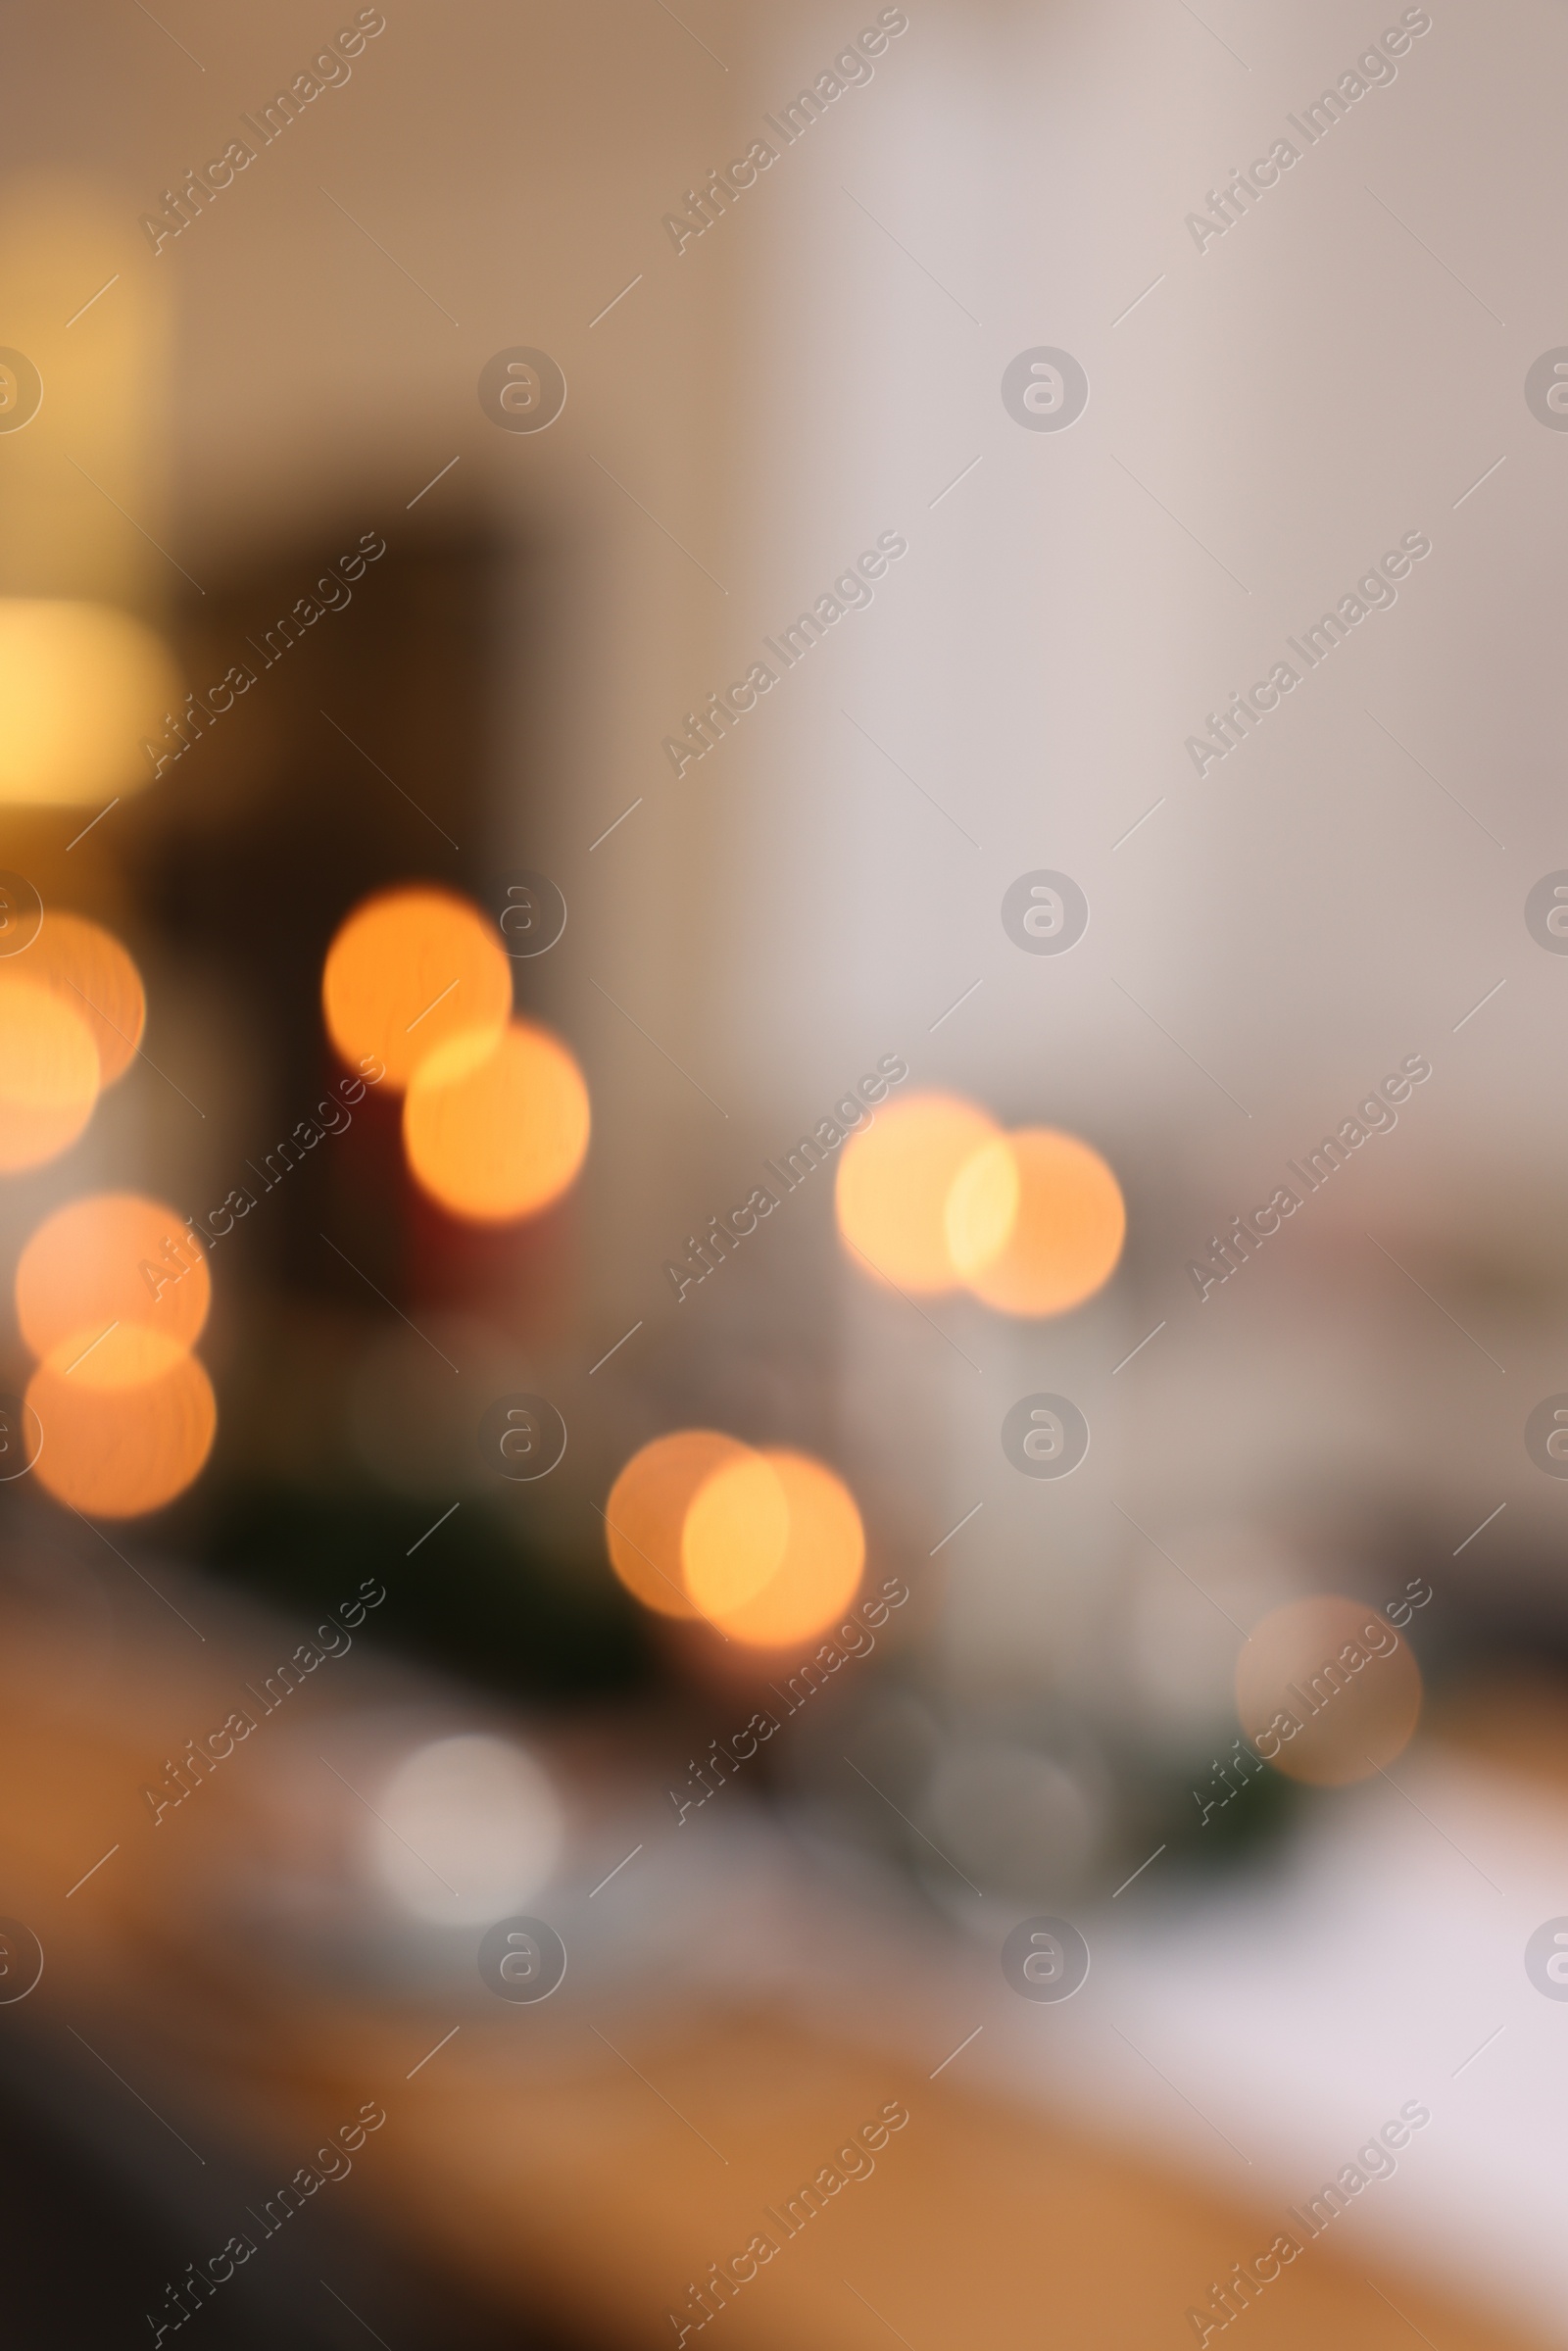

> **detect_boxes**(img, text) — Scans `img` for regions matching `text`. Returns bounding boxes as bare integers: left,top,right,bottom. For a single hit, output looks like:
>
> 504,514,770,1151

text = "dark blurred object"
131,523,502,1298
0,2030,574,2351
208,1480,650,1703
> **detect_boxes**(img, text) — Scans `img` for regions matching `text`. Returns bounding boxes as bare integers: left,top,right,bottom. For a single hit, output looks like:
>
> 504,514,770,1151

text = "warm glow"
26,1348,216,1517
1235,1596,1422,1786
0,974,100,1171
680,1451,792,1618
321,886,512,1092
16,1192,210,1369
605,1435,866,1645
49,1323,191,1390
603,1430,753,1619
403,1017,590,1224
690,1449,866,1648
0,601,180,806
947,1127,1126,1315
835,1091,1000,1294
25,912,145,1083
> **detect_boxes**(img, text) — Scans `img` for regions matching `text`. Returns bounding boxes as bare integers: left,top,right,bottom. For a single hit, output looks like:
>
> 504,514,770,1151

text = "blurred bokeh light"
321,884,512,1090
604,1428,752,1620
16,1191,215,1516
0,916,145,1171
685,1447,865,1648
403,1015,590,1224
25,1345,216,1516
835,1090,999,1292
947,1126,1126,1315
17,1190,210,1366
365,1732,564,1926
679,1445,792,1619
25,910,145,1082
606,1433,867,1648
0,971,100,1170
0,600,178,804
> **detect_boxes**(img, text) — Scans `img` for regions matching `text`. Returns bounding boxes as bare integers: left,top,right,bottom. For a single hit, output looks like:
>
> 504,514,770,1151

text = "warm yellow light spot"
604,1430,754,1620
0,974,100,1171
25,912,145,1083
26,1349,216,1517
693,1450,865,1649
947,1128,1125,1316
46,1322,190,1390
944,1136,1019,1273
835,1091,1000,1294
16,1192,210,1369
1235,1596,1422,1786
321,886,512,1092
0,601,180,806
681,1452,792,1620
403,1017,589,1224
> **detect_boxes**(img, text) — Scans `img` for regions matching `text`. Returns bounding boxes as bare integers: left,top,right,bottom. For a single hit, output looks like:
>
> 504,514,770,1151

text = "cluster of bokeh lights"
320,885,589,1224
0,911,217,1518
0,910,146,1171
605,1431,865,1648
834,1089,1126,1316
17,1191,216,1517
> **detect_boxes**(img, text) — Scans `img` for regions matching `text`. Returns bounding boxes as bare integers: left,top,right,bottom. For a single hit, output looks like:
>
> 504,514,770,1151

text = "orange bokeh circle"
685,1449,866,1648
26,912,145,1084
835,1091,1000,1294
26,1349,216,1517
1235,1595,1422,1787
0,974,100,1171
681,1451,791,1620
403,1017,590,1224
321,886,512,1092
946,1127,1126,1316
604,1430,754,1620
16,1192,210,1370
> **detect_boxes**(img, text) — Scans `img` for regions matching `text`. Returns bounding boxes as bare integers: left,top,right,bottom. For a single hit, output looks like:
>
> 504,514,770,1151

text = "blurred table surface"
0,1574,1556,2351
